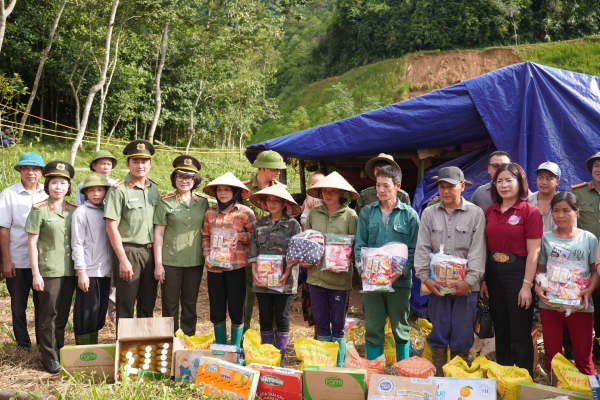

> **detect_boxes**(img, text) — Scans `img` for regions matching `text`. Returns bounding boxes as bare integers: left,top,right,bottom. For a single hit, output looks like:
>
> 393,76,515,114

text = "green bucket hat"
585,152,600,173
252,150,286,170
80,173,111,194
90,150,118,171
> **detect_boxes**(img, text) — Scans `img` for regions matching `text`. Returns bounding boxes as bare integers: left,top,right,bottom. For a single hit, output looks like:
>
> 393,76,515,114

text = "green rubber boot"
396,340,411,362
75,334,92,346
214,321,227,345
365,344,384,360
431,345,448,377
90,331,98,345
333,337,346,367
231,324,244,348
317,335,332,342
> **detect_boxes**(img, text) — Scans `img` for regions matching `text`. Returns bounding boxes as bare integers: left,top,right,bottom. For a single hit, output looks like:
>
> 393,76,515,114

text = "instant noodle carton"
518,381,591,400
195,357,259,400
303,366,367,400
60,343,116,379
248,363,303,400
368,375,436,400
434,377,496,400
173,343,239,381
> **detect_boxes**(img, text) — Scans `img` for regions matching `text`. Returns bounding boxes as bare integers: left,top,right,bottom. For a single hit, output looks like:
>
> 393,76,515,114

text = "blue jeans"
427,291,478,352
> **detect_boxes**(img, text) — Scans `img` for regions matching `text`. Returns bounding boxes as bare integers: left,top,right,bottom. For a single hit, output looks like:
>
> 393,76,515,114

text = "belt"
123,242,153,249
490,251,517,263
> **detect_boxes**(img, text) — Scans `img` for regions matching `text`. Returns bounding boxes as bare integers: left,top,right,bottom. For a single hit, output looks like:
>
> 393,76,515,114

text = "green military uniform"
103,139,160,320
355,186,411,215
154,188,209,335
24,160,77,369
242,150,287,332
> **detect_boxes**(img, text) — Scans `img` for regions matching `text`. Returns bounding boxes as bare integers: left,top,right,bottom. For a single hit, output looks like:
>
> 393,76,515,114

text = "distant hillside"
252,36,600,144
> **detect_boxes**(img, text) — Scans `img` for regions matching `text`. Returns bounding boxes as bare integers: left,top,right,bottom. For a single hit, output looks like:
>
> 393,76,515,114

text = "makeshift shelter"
247,62,600,317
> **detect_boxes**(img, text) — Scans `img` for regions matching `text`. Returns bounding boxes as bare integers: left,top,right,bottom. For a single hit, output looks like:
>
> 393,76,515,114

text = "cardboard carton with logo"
303,365,367,400
195,356,260,400
435,377,496,400
173,342,239,381
518,381,592,400
114,317,184,382
367,374,436,400
248,363,303,400
60,344,116,379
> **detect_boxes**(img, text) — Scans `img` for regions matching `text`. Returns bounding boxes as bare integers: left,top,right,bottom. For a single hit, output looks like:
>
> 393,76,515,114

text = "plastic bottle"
156,354,172,362
157,341,170,350
140,344,157,353
120,342,141,356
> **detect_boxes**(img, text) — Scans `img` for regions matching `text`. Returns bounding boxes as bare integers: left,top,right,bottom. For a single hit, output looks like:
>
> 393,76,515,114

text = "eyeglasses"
489,163,504,170
176,175,194,182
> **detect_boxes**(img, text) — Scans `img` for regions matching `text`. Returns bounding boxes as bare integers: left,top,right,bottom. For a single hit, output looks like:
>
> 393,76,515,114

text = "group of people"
1,141,600,384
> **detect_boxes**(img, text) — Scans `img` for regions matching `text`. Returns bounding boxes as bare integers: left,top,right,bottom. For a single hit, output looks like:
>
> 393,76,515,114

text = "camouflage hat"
89,150,117,171
252,150,286,170
80,173,111,194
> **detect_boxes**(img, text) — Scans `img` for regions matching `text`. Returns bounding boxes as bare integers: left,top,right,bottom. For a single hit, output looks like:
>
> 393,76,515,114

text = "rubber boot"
90,331,98,345
275,332,290,367
214,321,227,345
231,324,244,348
396,340,411,362
365,344,384,360
431,345,448,377
261,329,275,345
317,335,332,342
333,337,346,368
75,334,92,346
450,351,470,363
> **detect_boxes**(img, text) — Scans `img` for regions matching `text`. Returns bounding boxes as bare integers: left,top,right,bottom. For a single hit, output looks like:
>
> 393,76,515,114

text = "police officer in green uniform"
242,150,287,332
571,151,600,358
104,139,160,321
154,155,209,335
355,153,411,215
25,160,77,374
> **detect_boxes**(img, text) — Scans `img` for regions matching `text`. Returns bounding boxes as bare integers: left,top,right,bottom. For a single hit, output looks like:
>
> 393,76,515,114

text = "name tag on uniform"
172,209,181,212
581,202,593,206
47,218,59,222
129,198,139,202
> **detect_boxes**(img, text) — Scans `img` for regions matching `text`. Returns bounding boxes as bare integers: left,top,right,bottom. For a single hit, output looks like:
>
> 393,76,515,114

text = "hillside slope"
253,36,600,144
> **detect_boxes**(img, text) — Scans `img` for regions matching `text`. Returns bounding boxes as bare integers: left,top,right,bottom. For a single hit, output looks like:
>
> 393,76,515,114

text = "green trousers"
162,265,204,336
37,276,76,362
243,266,255,332
362,287,411,347
114,244,158,321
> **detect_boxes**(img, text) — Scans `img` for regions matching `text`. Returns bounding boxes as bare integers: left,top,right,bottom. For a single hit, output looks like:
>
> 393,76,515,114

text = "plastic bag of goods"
481,359,532,400
545,251,590,315
360,242,408,292
442,355,486,378
551,353,592,395
393,356,436,379
423,244,467,295
294,338,338,370
322,234,354,273
383,317,396,366
256,254,285,292
286,230,325,266
209,227,238,269
243,329,281,367
175,329,213,350
342,341,385,389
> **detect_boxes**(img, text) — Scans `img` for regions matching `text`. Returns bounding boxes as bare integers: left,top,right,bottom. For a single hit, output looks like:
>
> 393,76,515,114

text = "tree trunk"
96,86,105,150
96,32,121,151
185,77,207,155
19,0,67,136
69,0,119,164
105,113,121,147
68,45,89,131
0,0,17,55
54,90,58,129
39,81,44,141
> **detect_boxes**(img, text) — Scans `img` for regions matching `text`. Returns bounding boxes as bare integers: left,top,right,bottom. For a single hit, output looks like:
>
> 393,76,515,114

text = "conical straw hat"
202,172,252,198
306,171,359,200
250,182,302,216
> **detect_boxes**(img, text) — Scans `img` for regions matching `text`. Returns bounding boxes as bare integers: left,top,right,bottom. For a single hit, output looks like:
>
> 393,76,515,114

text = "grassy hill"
253,36,600,144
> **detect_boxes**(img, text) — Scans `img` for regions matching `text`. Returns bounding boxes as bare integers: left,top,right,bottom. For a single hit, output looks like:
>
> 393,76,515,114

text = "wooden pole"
299,159,306,195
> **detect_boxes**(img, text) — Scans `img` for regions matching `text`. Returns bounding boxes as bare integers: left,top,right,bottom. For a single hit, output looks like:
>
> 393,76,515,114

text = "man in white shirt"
0,153,47,350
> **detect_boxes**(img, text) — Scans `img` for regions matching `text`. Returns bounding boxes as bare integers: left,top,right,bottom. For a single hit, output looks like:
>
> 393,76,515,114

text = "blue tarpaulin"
249,62,600,318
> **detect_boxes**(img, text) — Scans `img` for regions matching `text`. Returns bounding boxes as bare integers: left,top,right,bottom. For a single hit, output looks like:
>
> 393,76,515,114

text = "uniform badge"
184,158,192,166
57,163,65,171
47,218,59,222
129,197,139,202
137,143,145,150
508,215,521,225
581,202,593,206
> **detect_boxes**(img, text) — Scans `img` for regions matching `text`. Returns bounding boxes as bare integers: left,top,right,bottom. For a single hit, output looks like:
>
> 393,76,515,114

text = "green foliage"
515,37,600,76
322,82,355,122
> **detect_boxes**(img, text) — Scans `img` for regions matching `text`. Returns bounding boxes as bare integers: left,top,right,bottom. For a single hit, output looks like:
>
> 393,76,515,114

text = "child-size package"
195,357,260,400
248,363,303,400
422,244,467,295
257,254,285,292
286,229,325,266
323,234,354,273
360,242,408,292
209,227,238,269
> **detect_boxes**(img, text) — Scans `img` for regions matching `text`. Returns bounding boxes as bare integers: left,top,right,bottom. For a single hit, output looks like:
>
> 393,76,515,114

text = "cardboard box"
518,381,592,400
434,377,496,400
248,363,303,400
368,375,435,400
173,345,238,381
303,366,367,400
587,375,600,400
115,317,183,382
195,357,260,400
60,344,116,379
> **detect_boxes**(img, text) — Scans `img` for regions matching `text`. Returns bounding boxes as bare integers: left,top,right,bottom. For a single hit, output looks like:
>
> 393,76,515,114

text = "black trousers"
487,255,535,377
5,269,39,347
114,244,157,320
162,265,204,336
207,268,246,326
74,277,111,336
256,292,293,333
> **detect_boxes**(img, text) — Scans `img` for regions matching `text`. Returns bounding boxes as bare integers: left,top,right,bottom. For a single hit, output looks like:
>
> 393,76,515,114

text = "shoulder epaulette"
113,179,126,188
32,200,48,209
571,182,587,189
148,178,158,185
241,179,251,185
196,192,208,199
66,201,78,207
161,192,175,199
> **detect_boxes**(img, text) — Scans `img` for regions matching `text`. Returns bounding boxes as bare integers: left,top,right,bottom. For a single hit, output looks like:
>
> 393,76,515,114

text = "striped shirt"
202,204,256,273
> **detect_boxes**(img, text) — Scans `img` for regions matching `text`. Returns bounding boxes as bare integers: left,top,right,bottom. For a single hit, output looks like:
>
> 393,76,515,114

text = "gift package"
423,245,467,295
323,234,355,273
360,242,408,292
256,254,285,291
286,230,325,266
209,227,238,269
545,246,590,309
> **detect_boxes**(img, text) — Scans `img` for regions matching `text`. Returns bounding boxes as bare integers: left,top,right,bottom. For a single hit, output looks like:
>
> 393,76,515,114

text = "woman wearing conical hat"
201,172,256,347
249,183,301,366
304,171,359,367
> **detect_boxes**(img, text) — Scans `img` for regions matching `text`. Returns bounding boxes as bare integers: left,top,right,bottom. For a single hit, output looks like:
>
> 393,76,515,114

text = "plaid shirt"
202,204,256,273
